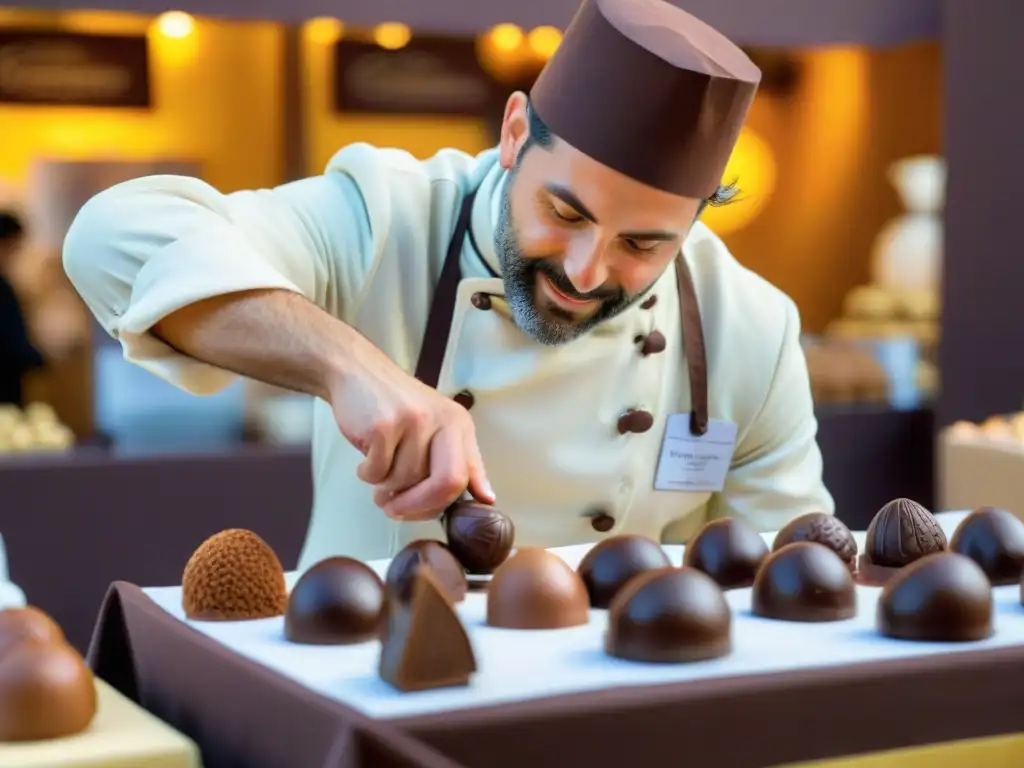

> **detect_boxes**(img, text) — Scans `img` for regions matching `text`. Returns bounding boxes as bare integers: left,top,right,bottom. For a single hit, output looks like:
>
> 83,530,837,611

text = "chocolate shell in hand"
182,529,288,621
773,513,858,570
0,607,64,658
444,501,515,574
286,557,385,645
949,507,1024,586
753,543,856,622
859,498,947,584
577,535,671,608
487,548,590,629
385,540,468,604
606,567,731,663
878,553,993,642
379,568,477,692
684,518,769,589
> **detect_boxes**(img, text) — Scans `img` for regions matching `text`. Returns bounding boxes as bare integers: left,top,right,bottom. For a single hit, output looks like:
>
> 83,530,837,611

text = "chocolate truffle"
385,540,468,604
182,529,288,621
878,553,993,642
684,518,769,589
753,543,856,622
444,501,515,574
286,557,385,645
950,507,1024,586
0,607,64,658
773,513,858,570
606,567,732,663
379,568,477,692
859,498,947,584
577,535,671,608
487,548,590,629
0,640,97,741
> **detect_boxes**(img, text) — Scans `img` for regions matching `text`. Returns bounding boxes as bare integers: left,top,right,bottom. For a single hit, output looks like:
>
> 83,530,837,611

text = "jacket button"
453,390,475,410
640,330,667,356
471,292,492,310
590,512,616,533
640,295,658,310
617,409,654,434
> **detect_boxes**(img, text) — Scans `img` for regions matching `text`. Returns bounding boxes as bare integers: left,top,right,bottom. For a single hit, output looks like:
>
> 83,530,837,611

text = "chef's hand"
328,340,496,520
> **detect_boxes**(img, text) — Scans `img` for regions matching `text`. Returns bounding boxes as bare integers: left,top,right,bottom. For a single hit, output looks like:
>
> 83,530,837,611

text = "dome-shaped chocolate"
444,501,515,575
285,557,385,645
878,553,993,642
0,607,64,659
577,535,671,608
949,507,1024,586
385,540,468,604
487,548,589,629
753,543,856,622
606,567,732,663
864,498,946,568
773,513,858,570
684,518,769,589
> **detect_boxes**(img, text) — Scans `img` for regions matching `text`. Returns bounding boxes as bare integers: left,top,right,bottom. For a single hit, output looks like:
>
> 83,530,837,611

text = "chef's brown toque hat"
529,0,761,199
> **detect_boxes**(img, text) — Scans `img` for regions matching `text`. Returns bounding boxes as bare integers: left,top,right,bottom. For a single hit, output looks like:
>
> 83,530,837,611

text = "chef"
63,0,834,567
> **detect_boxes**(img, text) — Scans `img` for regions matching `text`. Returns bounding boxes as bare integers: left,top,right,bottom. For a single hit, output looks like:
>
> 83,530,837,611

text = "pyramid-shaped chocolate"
378,567,477,692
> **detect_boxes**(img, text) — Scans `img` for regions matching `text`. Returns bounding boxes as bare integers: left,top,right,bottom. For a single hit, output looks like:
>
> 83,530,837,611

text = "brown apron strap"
414,189,478,389
674,253,710,437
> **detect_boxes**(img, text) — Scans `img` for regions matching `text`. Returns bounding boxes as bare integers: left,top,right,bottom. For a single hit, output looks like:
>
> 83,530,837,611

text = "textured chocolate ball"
950,507,1024,586
182,529,288,621
487,548,589,629
753,542,856,622
684,518,769,589
385,540,467,604
773,513,858,570
285,557,386,645
878,553,993,642
0,640,97,741
444,501,515,575
0,607,64,659
577,535,671,608
606,567,732,663
865,498,947,568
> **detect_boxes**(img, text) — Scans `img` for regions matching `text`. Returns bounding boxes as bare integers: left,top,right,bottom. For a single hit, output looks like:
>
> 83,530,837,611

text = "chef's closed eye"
545,197,586,225
622,238,661,255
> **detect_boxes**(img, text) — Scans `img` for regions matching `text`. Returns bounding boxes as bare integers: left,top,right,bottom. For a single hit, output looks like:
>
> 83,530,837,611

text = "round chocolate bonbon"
385,540,468,604
753,542,856,622
949,507,1024,586
773,513,858,570
577,535,671,608
0,607,64,659
684,518,769,589
286,557,385,645
443,501,515,575
487,548,589,629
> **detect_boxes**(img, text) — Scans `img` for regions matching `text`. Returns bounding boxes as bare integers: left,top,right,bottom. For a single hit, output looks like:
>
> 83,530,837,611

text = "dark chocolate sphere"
865,498,947,568
949,507,1024,586
606,567,732,663
773,513,858,569
878,553,993,642
577,535,671,608
753,542,856,622
385,540,468,604
285,557,385,645
444,501,515,574
683,517,769,589
487,548,589,629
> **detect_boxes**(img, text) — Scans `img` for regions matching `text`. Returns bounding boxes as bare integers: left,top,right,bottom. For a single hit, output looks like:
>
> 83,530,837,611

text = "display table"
87,511,1024,768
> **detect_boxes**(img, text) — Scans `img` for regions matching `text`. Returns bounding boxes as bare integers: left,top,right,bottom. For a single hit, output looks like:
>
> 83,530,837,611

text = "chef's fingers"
373,424,434,517
355,427,400,485
385,427,467,520
463,430,495,505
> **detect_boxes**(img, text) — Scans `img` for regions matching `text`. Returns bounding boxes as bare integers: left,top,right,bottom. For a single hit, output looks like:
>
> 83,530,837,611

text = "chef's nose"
562,240,609,295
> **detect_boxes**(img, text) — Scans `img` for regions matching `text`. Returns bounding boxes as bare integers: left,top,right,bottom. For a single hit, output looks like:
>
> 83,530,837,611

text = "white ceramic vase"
870,155,946,292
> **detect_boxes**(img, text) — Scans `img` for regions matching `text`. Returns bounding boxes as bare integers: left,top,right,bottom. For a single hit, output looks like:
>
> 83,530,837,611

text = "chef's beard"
493,169,647,347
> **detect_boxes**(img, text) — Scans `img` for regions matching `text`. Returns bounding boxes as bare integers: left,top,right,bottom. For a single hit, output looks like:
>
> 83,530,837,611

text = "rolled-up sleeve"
62,171,374,395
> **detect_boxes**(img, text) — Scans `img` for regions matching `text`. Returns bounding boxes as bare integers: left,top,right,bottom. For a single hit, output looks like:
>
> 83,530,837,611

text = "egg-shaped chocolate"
773,513,858,570
487,548,589,629
577,535,671,608
878,553,993,642
859,499,947,584
385,540,468,604
444,501,515,574
950,507,1024,586
0,607,64,659
753,542,856,622
683,518,769,589
285,557,385,645
606,567,732,663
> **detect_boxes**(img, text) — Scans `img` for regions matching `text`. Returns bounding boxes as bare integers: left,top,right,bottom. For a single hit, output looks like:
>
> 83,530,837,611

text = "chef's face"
494,92,703,346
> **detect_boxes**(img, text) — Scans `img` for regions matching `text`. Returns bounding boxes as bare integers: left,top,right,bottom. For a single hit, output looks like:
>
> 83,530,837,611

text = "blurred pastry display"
803,339,888,404
946,412,1024,446
0,402,74,455
826,285,940,358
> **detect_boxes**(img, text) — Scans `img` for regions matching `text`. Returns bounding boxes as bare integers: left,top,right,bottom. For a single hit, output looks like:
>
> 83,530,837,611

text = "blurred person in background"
0,211,44,406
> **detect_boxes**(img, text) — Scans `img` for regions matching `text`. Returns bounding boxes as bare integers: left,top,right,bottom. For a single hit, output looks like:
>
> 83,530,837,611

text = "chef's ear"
498,91,530,170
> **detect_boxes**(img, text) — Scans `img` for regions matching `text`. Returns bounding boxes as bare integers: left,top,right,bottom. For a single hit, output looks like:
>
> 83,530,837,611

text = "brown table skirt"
89,581,1024,768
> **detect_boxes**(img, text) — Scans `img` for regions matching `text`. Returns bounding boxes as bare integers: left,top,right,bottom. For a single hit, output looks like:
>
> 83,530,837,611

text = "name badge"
654,413,737,493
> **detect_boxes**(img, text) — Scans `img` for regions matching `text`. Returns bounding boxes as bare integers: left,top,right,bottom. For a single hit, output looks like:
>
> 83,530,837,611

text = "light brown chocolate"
0,607,64,659
487,548,590,629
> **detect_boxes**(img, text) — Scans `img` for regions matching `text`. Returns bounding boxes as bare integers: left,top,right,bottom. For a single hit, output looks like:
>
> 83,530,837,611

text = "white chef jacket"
63,144,834,568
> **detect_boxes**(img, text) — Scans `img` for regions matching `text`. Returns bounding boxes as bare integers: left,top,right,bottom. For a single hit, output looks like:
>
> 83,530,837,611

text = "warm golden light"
527,26,562,59
373,22,412,51
305,17,344,46
489,23,524,53
701,127,777,237
155,11,195,39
